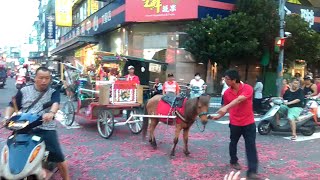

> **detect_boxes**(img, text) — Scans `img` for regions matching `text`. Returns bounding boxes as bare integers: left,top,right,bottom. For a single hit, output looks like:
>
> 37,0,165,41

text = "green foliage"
236,0,279,51
184,0,320,67
185,13,259,67
183,17,215,65
284,14,320,63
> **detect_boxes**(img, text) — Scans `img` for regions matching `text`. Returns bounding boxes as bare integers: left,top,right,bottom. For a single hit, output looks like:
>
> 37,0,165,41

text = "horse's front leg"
170,123,182,157
183,127,190,156
149,118,159,149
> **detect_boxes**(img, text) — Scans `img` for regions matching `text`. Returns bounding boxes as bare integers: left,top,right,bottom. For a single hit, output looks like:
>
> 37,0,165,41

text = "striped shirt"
10,85,60,130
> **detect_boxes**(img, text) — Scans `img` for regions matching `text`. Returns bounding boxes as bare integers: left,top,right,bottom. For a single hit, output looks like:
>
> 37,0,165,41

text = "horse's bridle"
196,112,210,132
175,96,210,132
198,112,210,118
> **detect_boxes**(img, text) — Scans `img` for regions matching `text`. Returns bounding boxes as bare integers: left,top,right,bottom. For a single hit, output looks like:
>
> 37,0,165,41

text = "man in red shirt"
212,69,259,180
125,65,140,85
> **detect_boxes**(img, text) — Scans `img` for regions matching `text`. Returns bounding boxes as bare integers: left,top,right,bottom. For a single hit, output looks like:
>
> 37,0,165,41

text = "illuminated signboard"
125,0,198,22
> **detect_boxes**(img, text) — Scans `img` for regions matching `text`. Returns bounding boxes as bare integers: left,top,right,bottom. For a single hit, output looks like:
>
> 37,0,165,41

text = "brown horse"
142,95,211,157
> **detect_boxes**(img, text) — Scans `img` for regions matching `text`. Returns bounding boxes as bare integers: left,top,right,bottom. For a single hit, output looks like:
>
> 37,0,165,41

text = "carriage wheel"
127,108,143,134
97,110,114,139
63,101,75,126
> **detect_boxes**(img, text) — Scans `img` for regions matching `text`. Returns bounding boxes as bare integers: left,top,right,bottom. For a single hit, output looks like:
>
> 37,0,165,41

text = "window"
72,0,89,25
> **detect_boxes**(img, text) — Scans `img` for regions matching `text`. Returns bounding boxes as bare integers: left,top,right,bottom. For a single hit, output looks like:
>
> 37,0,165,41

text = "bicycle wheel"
127,108,143,134
63,101,75,126
97,110,114,139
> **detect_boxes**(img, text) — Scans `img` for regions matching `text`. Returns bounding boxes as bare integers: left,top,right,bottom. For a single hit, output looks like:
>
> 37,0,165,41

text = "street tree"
184,13,259,68
236,0,279,61
284,14,320,63
185,0,280,67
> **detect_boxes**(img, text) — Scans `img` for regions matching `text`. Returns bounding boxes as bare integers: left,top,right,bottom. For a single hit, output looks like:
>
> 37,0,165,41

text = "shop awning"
122,56,167,65
51,36,98,55
97,53,167,65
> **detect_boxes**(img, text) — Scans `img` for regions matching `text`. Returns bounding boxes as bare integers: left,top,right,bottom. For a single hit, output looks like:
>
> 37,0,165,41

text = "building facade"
49,0,320,93
51,0,237,85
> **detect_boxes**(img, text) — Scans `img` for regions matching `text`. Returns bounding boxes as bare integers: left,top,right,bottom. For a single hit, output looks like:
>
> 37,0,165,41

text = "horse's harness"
171,96,209,132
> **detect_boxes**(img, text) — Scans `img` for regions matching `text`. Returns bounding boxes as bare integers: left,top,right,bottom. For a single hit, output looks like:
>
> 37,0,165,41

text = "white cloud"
0,0,39,46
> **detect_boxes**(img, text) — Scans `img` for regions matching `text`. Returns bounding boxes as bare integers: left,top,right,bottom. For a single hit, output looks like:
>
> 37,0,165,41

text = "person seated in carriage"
162,73,180,96
152,78,163,96
162,73,185,107
125,65,140,85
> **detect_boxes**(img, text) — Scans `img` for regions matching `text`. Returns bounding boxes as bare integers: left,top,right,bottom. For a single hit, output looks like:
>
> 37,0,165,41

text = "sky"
0,0,39,47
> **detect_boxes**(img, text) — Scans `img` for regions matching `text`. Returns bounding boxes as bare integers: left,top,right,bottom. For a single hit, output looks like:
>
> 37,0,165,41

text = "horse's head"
196,95,211,124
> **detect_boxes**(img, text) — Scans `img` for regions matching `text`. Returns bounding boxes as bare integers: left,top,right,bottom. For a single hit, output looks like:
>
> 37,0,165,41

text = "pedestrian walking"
253,77,263,114
221,77,229,105
211,69,260,179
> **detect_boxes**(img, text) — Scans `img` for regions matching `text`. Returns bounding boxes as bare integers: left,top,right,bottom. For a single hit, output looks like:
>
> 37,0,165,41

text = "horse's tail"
142,103,149,141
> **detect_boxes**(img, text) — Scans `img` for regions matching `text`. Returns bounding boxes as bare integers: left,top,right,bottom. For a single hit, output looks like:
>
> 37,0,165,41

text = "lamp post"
276,0,286,97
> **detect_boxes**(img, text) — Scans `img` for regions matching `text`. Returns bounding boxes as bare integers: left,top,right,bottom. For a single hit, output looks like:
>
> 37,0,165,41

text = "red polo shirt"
125,74,140,85
223,83,254,126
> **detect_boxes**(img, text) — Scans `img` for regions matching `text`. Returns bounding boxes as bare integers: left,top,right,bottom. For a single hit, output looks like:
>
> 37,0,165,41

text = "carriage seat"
161,93,185,108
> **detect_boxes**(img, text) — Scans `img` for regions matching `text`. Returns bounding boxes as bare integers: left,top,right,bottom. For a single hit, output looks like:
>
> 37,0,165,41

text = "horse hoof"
183,150,190,156
170,152,175,157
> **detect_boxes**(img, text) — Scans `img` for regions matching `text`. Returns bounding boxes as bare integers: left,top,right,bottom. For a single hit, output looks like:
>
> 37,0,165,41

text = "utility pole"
277,0,286,97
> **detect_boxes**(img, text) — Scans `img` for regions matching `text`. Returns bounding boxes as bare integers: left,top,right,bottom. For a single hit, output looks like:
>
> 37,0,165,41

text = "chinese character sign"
301,9,315,28
45,16,56,39
126,0,198,22
143,0,162,13
55,0,73,27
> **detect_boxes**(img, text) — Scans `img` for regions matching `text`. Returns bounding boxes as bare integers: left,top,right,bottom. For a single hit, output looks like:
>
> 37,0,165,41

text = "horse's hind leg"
170,124,182,157
183,127,190,156
149,118,159,149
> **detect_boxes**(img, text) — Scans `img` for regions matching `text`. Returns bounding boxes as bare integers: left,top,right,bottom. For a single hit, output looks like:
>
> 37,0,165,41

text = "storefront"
52,0,320,88
51,0,239,83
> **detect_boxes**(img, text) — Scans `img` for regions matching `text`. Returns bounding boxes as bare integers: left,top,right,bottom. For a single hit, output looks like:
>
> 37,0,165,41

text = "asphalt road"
1,78,320,180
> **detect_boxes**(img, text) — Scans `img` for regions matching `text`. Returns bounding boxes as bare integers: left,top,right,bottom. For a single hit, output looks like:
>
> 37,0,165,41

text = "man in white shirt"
189,73,206,96
221,77,229,105
253,77,264,114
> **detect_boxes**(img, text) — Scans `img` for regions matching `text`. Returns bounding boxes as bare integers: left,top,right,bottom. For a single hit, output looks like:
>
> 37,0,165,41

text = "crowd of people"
3,63,319,179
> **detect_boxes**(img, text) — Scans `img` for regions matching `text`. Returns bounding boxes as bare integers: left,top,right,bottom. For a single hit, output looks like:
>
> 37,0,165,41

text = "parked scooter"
0,76,6,88
189,86,205,99
258,97,316,136
10,72,15,78
0,69,6,88
305,97,320,125
16,75,27,89
258,96,275,115
0,100,57,179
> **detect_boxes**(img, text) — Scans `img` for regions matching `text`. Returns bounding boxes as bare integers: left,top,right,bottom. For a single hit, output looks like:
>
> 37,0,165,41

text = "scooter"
258,98,316,136
305,97,320,125
0,101,57,179
258,96,274,115
16,75,27,89
10,72,15,78
189,86,205,99
0,76,6,88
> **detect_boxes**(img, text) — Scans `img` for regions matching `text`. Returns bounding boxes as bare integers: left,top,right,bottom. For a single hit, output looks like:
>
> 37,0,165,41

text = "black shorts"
33,129,65,163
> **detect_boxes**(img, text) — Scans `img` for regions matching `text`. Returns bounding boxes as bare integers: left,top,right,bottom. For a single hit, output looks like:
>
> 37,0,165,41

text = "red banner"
125,0,198,22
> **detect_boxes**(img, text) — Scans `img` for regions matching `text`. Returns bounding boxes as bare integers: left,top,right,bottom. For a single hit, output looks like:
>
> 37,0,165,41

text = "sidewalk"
210,96,222,109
